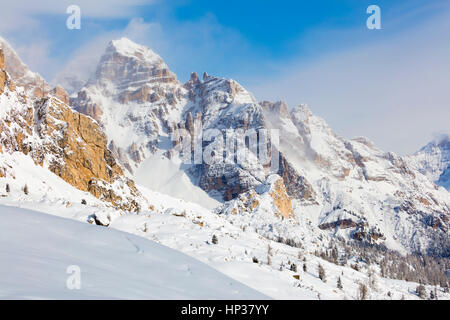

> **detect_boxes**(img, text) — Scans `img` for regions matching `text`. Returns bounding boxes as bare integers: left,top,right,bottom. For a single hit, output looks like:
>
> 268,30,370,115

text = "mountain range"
0,36,449,299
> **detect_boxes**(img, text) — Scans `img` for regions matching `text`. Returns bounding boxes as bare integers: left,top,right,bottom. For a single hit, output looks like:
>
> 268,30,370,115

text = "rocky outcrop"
0,49,7,95
51,86,69,104
217,174,294,219
0,37,51,98
0,48,4,69
0,48,142,212
319,219,364,230
265,175,294,219
71,38,186,172
71,90,103,122
277,154,316,203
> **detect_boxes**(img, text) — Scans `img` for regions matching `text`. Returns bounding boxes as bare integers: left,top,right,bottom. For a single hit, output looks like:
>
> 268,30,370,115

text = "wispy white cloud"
0,0,154,31
248,8,450,154
51,14,250,91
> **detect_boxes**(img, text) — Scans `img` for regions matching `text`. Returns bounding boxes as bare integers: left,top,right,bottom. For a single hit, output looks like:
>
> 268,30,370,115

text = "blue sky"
0,0,449,154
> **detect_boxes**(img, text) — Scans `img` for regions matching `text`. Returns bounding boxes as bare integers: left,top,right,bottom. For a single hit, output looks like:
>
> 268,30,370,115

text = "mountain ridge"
66,37,450,255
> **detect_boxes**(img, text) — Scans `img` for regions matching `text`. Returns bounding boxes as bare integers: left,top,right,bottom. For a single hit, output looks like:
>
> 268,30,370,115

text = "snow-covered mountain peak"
91,37,178,93
419,134,450,155
109,37,162,62
409,134,450,190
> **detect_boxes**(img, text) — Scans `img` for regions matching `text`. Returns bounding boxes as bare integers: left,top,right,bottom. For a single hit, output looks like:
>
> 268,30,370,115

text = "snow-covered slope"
2,181,448,300
261,102,450,255
408,135,450,190
0,205,267,299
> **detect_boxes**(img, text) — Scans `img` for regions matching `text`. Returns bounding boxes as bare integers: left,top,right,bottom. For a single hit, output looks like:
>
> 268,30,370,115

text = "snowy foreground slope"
0,205,267,299
1,178,448,300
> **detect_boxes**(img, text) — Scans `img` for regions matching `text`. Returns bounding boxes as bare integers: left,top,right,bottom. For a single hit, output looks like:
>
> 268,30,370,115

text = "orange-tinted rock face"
70,91,103,122
0,49,4,70
0,70,6,95
0,54,142,212
0,49,6,94
269,177,294,219
218,175,294,220
52,86,69,104
34,97,141,211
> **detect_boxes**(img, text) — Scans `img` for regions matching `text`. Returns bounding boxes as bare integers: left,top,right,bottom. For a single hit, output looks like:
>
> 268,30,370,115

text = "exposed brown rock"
319,219,363,230
0,49,5,95
0,49,4,70
278,154,316,203
270,179,293,219
0,63,141,211
0,69,5,95
52,86,69,104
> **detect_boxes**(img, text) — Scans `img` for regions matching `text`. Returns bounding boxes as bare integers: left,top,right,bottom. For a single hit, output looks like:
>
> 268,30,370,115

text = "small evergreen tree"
212,234,218,245
416,284,427,299
23,184,29,195
337,277,343,290
303,263,307,272
318,263,326,282
290,263,297,272
6,183,10,193
358,283,368,300
267,244,273,257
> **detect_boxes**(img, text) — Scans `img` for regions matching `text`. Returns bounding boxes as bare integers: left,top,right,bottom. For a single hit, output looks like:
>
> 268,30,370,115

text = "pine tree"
358,283,368,300
416,284,427,299
337,277,343,290
290,263,297,272
6,183,10,193
303,263,307,272
212,234,218,245
267,245,273,256
318,264,326,282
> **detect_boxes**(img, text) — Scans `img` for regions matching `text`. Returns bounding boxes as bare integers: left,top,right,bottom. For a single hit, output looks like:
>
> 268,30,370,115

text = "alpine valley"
0,36,449,300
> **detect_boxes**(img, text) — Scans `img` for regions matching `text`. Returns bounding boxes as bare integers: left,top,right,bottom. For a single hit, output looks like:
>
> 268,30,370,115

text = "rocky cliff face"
0,47,142,212
71,38,186,173
215,174,296,242
0,37,52,99
218,174,293,219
